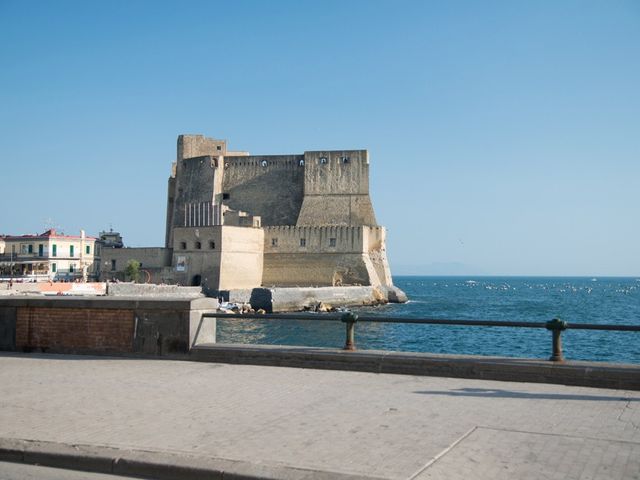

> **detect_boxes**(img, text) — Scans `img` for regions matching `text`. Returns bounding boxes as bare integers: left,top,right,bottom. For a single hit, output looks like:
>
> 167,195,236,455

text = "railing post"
341,312,358,351
545,318,568,362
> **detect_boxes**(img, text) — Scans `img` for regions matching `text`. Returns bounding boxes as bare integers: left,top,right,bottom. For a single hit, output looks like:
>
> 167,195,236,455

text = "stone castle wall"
296,150,377,226
178,134,226,160
171,156,220,229
153,134,395,292
262,226,388,287
221,155,305,226
171,226,263,291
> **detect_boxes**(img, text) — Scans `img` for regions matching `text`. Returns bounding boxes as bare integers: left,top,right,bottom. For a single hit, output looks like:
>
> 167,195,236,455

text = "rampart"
262,226,389,287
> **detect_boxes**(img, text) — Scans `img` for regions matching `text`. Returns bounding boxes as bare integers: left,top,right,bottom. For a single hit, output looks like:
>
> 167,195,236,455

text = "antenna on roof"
43,217,62,233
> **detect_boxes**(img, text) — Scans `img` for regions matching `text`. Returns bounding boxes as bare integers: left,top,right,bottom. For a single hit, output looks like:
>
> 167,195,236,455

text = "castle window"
180,242,187,250
209,241,216,249
111,259,116,271
329,238,337,247
299,238,306,247
341,156,350,164
319,157,328,164
261,160,268,167
299,159,305,166
271,238,278,247
195,241,201,250
216,145,222,151
223,193,230,200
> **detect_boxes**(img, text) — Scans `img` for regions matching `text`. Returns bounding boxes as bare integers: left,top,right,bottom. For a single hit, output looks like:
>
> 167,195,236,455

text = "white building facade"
0,229,97,282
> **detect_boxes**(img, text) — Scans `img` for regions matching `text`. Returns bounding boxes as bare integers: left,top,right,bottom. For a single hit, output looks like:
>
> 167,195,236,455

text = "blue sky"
1,0,638,276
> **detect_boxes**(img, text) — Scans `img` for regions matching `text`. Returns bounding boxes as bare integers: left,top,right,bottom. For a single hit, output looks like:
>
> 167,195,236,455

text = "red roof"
1,229,97,241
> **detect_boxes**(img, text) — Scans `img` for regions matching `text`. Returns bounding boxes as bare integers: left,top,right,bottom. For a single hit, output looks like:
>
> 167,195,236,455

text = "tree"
124,260,141,283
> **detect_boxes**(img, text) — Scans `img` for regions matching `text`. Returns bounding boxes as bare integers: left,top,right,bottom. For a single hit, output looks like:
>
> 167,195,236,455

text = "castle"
100,134,400,299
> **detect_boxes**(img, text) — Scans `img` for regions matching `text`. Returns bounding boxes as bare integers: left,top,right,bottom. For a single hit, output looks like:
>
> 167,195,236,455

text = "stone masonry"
101,134,405,301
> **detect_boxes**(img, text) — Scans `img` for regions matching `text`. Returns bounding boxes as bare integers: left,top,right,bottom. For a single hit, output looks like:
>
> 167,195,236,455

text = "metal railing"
201,312,640,362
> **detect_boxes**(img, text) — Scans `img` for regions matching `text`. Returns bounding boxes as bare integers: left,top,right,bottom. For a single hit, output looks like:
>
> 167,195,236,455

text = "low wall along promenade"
0,296,218,356
0,295,638,391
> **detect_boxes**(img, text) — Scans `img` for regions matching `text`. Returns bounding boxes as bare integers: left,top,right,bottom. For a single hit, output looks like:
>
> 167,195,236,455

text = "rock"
316,302,332,312
381,285,409,303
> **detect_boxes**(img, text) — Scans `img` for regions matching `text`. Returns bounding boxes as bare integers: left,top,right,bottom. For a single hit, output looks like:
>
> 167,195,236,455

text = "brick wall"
15,307,134,352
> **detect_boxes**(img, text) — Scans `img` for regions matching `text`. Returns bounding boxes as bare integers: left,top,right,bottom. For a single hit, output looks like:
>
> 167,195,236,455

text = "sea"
216,276,640,364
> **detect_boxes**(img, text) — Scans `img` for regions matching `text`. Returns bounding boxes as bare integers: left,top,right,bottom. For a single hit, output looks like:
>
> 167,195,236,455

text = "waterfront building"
0,229,97,282
100,134,399,298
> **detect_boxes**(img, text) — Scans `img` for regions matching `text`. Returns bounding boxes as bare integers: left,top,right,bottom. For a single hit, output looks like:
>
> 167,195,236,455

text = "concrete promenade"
0,353,639,479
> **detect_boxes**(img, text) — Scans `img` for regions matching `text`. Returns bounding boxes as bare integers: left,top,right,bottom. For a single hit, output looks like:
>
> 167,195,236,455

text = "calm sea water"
217,276,640,364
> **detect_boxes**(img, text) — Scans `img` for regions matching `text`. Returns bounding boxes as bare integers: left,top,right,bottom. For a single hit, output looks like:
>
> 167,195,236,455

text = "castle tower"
165,135,226,248
296,150,377,226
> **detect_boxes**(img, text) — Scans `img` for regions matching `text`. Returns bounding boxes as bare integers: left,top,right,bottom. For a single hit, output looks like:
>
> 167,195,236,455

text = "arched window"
261,160,268,167
299,159,305,166
319,157,328,164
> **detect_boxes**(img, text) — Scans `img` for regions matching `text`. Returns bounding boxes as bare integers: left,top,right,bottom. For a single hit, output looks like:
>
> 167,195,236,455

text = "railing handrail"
202,312,640,332
200,311,640,361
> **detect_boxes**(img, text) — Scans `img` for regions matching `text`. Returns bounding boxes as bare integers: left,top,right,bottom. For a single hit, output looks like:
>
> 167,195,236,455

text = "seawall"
225,285,408,312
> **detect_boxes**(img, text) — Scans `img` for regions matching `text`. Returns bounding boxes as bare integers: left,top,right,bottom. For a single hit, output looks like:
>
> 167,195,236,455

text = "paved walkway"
0,353,638,479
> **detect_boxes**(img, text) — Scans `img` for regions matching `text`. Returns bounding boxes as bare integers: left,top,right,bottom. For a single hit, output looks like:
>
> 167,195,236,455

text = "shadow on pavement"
413,387,639,401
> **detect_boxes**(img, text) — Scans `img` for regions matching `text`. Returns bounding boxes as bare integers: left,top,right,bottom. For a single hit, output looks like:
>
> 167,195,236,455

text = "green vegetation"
124,260,141,282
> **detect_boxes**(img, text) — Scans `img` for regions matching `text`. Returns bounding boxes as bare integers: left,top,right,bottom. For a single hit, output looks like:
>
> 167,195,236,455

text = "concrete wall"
99,247,172,280
269,286,386,311
296,150,377,226
106,283,203,298
218,227,264,290
221,155,305,226
0,297,218,355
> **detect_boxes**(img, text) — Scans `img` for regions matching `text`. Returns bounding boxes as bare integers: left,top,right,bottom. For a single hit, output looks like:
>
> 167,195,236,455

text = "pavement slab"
0,353,638,479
